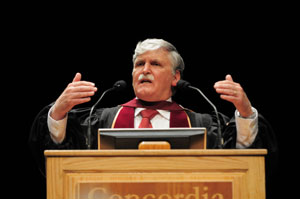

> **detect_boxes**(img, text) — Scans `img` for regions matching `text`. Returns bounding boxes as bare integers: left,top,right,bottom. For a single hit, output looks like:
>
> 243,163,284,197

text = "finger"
214,80,238,89
215,88,238,96
226,74,233,82
67,85,97,93
72,72,82,82
68,81,95,87
214,82,237,90
220,94,236,103
69,91,96,99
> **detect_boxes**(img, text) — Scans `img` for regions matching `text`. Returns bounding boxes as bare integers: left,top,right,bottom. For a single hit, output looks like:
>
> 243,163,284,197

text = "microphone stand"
177,80,223,149
86,80,126,149
86,88,114,149
188,85,223,149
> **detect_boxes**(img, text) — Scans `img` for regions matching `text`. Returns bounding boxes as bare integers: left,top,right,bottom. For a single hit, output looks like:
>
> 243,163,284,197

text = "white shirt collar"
134,98,172,120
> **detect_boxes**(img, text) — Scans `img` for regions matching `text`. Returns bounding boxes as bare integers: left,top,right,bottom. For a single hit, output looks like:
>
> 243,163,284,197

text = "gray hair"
132,39,185,75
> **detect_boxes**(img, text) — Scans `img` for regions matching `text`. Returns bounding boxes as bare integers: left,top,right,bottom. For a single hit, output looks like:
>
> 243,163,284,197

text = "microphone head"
113,80,127,91
176,79,191,91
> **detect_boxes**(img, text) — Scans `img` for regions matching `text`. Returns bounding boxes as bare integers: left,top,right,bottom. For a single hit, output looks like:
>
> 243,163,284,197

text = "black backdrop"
10,16,283,198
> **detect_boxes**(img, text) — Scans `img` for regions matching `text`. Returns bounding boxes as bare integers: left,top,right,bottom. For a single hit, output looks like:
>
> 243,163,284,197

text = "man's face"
132,48,180,102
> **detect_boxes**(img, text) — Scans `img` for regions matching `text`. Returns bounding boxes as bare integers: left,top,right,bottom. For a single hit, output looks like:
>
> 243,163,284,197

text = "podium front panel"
45,149,266,199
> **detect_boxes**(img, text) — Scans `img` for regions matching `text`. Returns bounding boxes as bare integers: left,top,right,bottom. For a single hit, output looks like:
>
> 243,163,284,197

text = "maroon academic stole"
112,98,191,128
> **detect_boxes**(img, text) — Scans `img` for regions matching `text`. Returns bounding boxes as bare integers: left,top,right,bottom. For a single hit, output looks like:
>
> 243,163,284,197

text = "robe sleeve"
222,113,278,153
28,104,120,175
186,109,278,151
28,103,88,174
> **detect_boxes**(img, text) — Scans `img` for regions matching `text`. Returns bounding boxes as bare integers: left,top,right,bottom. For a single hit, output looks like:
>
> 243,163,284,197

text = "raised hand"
50,73,97,120
214,74,253,117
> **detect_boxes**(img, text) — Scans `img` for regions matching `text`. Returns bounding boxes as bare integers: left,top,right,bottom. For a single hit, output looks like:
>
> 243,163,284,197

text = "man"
29,39,278,199
29,38,277,165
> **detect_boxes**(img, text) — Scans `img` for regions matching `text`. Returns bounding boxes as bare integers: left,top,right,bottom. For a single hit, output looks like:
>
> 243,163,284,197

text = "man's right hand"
50,73,98,120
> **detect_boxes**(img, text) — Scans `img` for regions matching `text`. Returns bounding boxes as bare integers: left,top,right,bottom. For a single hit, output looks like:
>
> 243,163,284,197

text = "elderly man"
30,38,276,156
29,39,278,199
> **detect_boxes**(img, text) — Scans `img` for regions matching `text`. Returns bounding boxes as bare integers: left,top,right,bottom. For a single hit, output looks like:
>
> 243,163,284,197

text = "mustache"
138,74,154,81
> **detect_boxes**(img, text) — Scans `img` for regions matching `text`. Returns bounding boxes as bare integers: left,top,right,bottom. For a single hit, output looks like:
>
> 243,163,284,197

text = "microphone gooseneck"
177,80,223,149
86,80,127,149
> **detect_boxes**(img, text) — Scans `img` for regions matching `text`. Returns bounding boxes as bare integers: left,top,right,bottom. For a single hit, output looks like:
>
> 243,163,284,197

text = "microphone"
112,80,127,92
177,80,223,149
87,80,127,149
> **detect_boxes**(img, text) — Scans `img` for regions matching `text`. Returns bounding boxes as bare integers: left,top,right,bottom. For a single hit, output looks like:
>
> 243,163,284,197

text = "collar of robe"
122,98,184,111
111,98,191,128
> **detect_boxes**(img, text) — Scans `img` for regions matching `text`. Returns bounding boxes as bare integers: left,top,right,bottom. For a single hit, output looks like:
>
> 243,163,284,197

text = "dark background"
6,9,285,198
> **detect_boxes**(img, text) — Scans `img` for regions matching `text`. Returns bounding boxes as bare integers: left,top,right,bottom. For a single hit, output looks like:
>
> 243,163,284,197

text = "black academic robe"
29,102,277,171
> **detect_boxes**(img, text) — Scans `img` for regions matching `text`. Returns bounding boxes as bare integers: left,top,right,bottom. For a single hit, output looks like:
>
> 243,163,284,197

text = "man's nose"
142,63,151,74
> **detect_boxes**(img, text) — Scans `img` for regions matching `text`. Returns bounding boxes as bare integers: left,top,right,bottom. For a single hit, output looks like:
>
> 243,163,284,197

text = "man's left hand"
214,74,253,118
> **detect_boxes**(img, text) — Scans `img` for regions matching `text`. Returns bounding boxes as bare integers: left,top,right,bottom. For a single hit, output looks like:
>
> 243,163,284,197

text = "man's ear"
171,70,181,87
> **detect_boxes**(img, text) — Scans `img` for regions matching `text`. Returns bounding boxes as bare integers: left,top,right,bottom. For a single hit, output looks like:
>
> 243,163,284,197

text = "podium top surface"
44,149,267,157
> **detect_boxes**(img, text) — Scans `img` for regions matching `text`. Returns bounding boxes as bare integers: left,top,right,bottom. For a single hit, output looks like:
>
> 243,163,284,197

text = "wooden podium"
45,149,267,199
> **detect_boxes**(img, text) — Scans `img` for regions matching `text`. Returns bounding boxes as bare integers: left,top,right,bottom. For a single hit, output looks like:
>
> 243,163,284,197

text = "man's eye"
151,61,161,66
135,61,144,67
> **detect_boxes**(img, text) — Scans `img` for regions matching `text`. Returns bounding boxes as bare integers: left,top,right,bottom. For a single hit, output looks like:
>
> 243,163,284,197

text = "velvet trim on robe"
112,98,191,128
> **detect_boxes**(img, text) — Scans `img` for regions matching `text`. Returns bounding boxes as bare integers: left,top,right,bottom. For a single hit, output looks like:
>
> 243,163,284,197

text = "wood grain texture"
45,149,266,199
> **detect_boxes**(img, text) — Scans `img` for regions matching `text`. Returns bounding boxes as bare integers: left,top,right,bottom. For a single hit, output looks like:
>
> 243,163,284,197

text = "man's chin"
134,90,157,102
135,94,156,102
135,91,170,102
